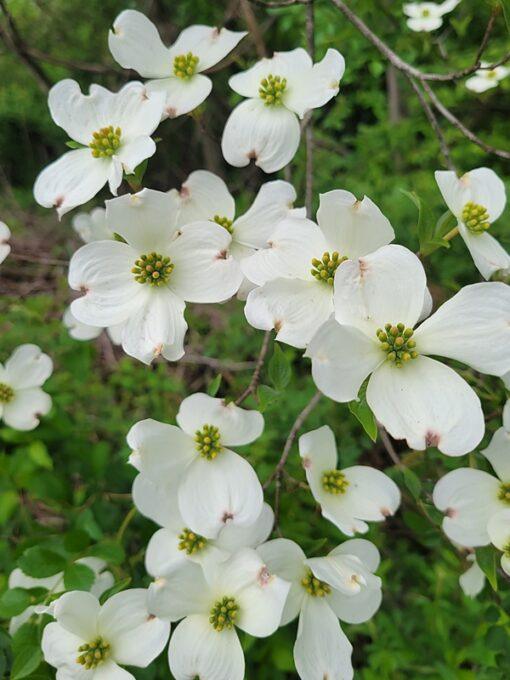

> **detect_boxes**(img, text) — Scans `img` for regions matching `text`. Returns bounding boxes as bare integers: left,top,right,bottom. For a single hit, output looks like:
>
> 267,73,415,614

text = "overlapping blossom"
403,0,461,32
0,221,11,264
465,63,509,93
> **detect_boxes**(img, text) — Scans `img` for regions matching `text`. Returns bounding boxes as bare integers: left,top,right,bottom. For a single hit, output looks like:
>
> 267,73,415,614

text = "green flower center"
209,596,239,631
259,74,287,106
321,469,349,494
498,483,510,504
487,70,498,80
0,383,14,404
89,126,121,158
195,424,222,460
422,8,431,16
76,638,110,669
461,201,490,234
178,528,208,554
301,569,331,597
174,52,199,79
132,252,174,286
377,323,419,368
311,251,347,285
213,215,234,234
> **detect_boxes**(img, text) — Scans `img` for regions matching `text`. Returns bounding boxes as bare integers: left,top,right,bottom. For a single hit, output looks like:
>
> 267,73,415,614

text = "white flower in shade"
8,558,113,635
487,509,510,576
0,221,11,264
63,307,123,344
0,344,52,431
72,207,112,243
459,554,485,598
33,80,165,217
299,425,400,535
257,538,382,680
69,189,241,364
466,63,510,93
242,190,394,348
222,48,345,173
403,0,461,32
147,548,289,680
435,167,510,280
109,10,246,118
306,245,510,456
42,589,170,678
128,393,264,538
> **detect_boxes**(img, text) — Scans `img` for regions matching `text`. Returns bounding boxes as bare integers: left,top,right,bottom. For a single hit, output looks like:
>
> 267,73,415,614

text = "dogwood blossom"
33,80,165,217
459,555,485,598
69,189,241,364
257,538,382,680
403,0,460,32
222,48,345,172
147,548,290,680
109,10,246,118
128,393,264,538
487,509,510,576
466,63,510,93
242,190,394,347
435,167,510,280
299,425,400,535
0,221,10,264
63,307,123,344
72,207,112,243
306,245,510,456
0,344,52,431
42,589,170,678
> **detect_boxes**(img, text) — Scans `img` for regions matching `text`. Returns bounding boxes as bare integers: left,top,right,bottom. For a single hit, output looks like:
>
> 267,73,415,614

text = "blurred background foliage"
0,0,509,677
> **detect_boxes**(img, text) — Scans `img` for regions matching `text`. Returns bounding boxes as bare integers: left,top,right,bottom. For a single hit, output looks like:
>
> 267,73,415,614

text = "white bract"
435,167,510,280
299,425,400,535
109,10,246,118
0,221,11,264
33,80,165,217
69,189,241,364
42,589,170,679
459,554,485,598
222,48,345,173
0,344,52,431
466,63,510,93
128,393,264,538
258,538,382,680
487,509,510,576
242,190,394,347
403,0,460,32
306,244,510,456
72,207,113,243
63,307,123,344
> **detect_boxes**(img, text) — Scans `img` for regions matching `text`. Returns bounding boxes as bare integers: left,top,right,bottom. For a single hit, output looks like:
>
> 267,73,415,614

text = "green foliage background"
0,0,509,677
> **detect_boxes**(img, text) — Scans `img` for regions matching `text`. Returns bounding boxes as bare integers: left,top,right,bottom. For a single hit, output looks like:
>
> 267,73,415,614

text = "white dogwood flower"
299,425,400,535
222,48,345,173
242,191,394,347
0,221,11,264
487,509,510,576
0,344,52,431
72,207,113,243
459,555,485,598
147,548,289,680
33,80,165,217
466,63,510,93
435,167,510,280
306,245,510,456
128,393,264,538
42,589,170,678
63,307,123,344
403,0,460,32
109,10,246,118
258,538,382,680
69,189,241,364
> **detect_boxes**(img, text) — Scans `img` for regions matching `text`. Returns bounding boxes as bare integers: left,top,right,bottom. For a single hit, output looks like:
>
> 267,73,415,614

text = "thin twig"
234,330,272,405
378,425,403,468
25,46,117,74
249,0,310,6
305,0,315,217
181,352,257,371
9,252,68,266
240,0,267,57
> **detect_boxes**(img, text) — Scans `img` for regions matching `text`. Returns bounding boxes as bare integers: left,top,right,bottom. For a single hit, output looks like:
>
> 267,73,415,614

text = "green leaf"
0,490,19,525
65,140,86,149
207,374,222,397
400,189,434,252
27,442,52,470
256,385,280,413
76,508,103,541
0,588,31,618
348,381,377,442
434,209,457,239
11,624,42,680
401,467,422,500
268,343,291,391
18,547,67,578
63,563,95,591
99,577,132,604
476,546,498,591
87,541,125,565
64,530,91,553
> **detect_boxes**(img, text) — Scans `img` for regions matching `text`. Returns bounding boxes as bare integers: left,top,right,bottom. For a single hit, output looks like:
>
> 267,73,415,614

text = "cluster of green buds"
321,469,349,494
178,528,208,555
76,638,110,669
132,252,174,286
195,424,222,460
311,251,347,286
301,569,331,597
89,126,121,158
259,74,287,106
498,483,510,505
174,52,199,80
213,215,234,234
0,383,14,403
377,323,418,368
461,201,491,234
209,596,238,631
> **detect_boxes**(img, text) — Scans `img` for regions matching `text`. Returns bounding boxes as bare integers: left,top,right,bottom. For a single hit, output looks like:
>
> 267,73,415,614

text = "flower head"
72,207,113,243
403,0,460,32
459,554,485,598
466,63,509,93
0,221,11,264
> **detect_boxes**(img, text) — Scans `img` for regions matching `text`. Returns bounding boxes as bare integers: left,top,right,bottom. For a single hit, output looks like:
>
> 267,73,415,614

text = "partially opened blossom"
466,63,510,93
69,189,241,364
403,0,460,32
147,548,289,680
242,190,394,347
72,207,112,243
222,48,345,172
435,167,510,280
109,10,246,118
299,425,400,535
33,79,165,217
459,555,485,598
128,393,264,538
487,509,510,576
0,221,11,264
63,307,122,344
42,589,169,678
0,344,52,431
306,245,510,456
258,538,382,680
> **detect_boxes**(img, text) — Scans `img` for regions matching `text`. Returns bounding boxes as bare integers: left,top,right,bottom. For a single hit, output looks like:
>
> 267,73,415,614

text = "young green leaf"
268,344,291,391
18,547,67,578
476,545,498,591
207,374,222,397
63,563,95,591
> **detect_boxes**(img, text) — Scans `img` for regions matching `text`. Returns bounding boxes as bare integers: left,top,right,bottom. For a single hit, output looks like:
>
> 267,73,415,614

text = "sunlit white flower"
466,63,510,93
435,167,510,280
242,190,394,347
0,344,52,431
109,10,246,118
33,80,165,217
487,509,510,576
128,393,264,538
69,189,241,364
299,425,400,535
306,245,510,456
147,548,289,680
403,0,461,32
42,589,169,678
258,538,382,680
63,306,123,344
72,207,112,243
0,221,11,264
222,48,345,173
459,554,485,598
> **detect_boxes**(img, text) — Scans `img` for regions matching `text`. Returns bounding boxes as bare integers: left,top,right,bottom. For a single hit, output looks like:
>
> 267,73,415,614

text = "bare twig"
25,46,117,74
378,425,403,468
181,351,257,371
305,0,315,217
249,0,310,6
234,330,272,405
240,0,267,57
9,252,68,266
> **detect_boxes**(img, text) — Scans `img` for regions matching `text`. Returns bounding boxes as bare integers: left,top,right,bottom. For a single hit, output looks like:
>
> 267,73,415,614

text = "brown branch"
181,351,257,371
25,47,117,75
9,252,68,266
240,0,267,57
305,0,315,218
378,424,403,468
234,330,272,405
249,0,310,6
